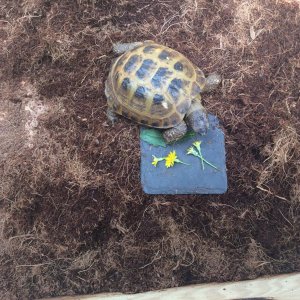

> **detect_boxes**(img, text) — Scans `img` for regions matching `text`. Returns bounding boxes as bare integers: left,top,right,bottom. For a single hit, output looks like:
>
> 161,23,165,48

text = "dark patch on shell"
172,118,179,125
122,77,130,90
191,82,201,96
168,78,183,102
174,61,183,71
169,113,180,126
177,101,190,114
151,67,170,88
135,86,146,99
124,54,139,72
136,59,155,79
184,63,194,78
143,45,156,53
153,94,164,105
158,50,170,60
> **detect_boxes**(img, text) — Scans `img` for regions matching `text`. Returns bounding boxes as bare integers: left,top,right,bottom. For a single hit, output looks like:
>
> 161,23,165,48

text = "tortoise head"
203,73,222,93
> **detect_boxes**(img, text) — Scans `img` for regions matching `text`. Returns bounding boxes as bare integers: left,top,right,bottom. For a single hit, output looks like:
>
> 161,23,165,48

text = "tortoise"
105,40,221,143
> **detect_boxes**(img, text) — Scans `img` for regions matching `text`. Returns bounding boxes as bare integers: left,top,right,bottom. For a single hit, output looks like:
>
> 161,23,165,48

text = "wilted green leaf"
140,128,196,147
140,128,167,147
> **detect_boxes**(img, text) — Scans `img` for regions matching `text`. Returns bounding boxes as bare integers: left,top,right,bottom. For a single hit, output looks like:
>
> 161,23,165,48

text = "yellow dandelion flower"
187,140,219,171
152,151,189,168
193,141,202,152
187,146,198,156
165,150,177,168
152,155,163,167
152,158,159,167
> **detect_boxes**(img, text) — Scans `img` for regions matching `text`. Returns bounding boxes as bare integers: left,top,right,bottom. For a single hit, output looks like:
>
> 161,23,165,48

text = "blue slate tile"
140,115,227,194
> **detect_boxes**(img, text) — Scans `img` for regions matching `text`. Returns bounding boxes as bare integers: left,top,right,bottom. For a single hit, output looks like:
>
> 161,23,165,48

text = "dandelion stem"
197,146,206,170
176,159,190,166
193,153,218,170
201,157,219,170
198,152,205,170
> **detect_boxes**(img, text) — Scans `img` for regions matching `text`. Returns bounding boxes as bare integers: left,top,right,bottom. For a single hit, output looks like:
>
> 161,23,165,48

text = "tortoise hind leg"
163,121,187,144
113,42,143,54
106,107,118,124
105,80,118,124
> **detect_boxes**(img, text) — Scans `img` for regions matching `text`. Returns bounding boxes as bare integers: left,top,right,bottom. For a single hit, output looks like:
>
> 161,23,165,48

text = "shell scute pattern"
108,42,206,128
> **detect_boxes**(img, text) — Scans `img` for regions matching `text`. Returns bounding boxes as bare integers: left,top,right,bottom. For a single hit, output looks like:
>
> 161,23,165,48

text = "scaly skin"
185,99,209,135
163,121,187,143
113,42,144,55
202,73,221,92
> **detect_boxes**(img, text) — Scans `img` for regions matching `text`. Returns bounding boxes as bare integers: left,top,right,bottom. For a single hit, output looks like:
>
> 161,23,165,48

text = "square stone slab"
140,115,227,195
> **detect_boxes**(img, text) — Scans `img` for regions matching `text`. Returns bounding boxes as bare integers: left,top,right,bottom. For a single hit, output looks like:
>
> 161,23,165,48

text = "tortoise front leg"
113,42,144,54
185,100,209,135
163,121,188,144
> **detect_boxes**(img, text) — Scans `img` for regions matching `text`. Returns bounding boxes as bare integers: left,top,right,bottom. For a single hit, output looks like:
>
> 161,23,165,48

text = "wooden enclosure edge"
42,272,300,300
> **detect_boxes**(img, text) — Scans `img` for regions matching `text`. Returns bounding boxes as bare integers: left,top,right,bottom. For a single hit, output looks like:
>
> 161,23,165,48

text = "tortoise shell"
106,41,206,129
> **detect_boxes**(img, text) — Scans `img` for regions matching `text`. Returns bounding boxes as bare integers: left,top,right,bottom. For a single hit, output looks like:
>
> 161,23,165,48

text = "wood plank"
43,272,300,300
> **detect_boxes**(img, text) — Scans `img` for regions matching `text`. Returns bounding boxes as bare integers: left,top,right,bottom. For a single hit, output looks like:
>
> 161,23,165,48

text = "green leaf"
140,129,196,147
140,128,167,147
